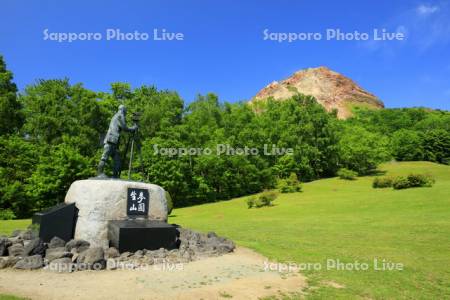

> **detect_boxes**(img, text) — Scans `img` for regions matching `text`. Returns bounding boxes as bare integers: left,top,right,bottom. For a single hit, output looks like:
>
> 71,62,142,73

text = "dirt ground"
0,247,307,300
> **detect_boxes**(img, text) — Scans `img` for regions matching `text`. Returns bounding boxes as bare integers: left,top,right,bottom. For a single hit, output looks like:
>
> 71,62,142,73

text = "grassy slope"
169,161,450,299
1,162,448,299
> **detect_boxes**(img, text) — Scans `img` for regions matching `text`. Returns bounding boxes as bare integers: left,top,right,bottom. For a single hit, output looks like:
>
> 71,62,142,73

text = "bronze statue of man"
97,105,137,178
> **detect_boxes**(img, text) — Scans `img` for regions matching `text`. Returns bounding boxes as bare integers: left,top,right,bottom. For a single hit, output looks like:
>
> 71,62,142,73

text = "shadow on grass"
364,169,388,177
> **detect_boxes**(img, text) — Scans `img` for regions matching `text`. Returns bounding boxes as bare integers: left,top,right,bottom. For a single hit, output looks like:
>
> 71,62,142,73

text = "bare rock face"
65,179,169,248
251,66,384,119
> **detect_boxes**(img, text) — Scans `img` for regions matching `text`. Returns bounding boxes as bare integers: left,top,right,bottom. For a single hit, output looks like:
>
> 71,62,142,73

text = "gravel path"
0,247,306,300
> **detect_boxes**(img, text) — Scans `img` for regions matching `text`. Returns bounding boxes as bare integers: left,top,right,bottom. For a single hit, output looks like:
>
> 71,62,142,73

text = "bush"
372,177,393,188
406,173,435,187
247,191,278,208
392,173,435,190
246,196,256,208
392,176,411,189
0,208,16,220
337,168,358,180
278,173,302,193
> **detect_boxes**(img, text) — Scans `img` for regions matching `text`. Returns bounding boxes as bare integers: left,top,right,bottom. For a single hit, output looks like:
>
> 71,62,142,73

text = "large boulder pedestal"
65,179,169,249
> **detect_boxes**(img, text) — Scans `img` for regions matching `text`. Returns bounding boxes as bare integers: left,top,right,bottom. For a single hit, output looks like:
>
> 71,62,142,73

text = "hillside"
251,66,384,118
169,161,450,298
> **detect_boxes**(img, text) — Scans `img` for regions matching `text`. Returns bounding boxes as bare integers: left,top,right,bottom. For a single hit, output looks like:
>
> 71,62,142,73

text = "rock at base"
0,238,12,256
0,256,20,269
105,247,120,259
77,247,105,270
49,236,66,249
45,247,73,262
64,179,169,248
65,239,90,253
14,255,44,270
24,238,47,256
8,244,24,257
47,257,74,273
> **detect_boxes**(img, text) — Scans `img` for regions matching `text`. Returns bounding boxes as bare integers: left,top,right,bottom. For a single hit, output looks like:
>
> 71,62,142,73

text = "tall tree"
0,55,23,135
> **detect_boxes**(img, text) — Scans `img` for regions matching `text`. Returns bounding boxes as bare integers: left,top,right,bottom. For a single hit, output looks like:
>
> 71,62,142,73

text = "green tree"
0,135,39,217
20,79,107,154
26,137,94,210
422,129,450,164
0,55,23,135
391,129,424,161
339,125,390,175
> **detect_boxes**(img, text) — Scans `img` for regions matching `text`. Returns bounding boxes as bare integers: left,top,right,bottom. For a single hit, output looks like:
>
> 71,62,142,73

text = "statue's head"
118,104,127,115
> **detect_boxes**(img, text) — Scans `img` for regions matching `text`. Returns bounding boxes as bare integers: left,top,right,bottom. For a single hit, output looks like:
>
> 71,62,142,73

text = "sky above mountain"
1,0,449,110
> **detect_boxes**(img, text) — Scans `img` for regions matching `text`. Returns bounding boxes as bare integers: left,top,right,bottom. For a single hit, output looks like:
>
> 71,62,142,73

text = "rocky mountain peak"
252,66,384,118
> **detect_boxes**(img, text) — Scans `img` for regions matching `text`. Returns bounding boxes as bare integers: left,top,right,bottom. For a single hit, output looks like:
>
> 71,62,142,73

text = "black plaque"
108,220,180,252
127,188,149,216
32,203,78,243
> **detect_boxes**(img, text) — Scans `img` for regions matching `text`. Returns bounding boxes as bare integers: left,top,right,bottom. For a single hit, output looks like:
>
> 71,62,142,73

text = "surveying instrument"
121,112,144,180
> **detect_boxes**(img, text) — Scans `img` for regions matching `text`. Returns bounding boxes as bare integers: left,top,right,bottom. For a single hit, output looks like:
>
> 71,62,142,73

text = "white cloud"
361,2,450,54
416,4,440,16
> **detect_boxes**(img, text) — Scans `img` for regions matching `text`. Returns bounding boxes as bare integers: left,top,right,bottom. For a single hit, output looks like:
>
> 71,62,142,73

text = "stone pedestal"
65,179,168,248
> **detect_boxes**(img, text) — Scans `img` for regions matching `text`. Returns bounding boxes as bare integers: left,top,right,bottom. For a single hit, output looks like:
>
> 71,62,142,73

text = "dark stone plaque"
32,203,78,243
108,220,180,252
127,188,149,216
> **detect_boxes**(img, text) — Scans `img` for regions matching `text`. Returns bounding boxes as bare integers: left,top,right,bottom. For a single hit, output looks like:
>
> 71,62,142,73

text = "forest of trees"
1,55,449,218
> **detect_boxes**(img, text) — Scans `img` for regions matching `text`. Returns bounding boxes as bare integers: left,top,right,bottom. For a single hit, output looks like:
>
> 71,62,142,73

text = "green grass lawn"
168,161,450,299
0,219,31,237
0,295,28,300
1,161,449,299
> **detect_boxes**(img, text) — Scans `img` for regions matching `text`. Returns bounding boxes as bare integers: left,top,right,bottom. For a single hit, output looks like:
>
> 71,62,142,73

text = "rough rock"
20,229,38,241
8,236,23,245
65,239,90,253
49,236,66,249
251,66,384,119
105,247,120,259
0,237,12,256
112,229,235,268
65,179,169,248
10,230,23,238
177,228,235,257
23,238,47,256
47,257,74,273
14,255,43,270
8,243,24,257
77,247,105,270
0,256,20,269
45,247,73,262
0,257,8,269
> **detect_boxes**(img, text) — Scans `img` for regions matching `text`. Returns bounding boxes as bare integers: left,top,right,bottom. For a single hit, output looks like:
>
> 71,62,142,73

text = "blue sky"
1,0,449,109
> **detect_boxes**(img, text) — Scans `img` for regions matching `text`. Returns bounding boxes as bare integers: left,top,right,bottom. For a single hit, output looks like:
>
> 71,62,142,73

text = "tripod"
120,113,144,180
